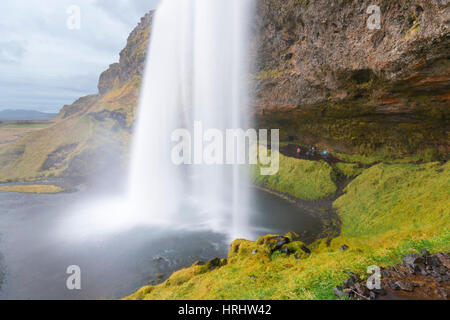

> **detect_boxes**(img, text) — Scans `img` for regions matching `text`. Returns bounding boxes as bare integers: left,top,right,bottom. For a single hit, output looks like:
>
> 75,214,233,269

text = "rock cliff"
252,0,449,156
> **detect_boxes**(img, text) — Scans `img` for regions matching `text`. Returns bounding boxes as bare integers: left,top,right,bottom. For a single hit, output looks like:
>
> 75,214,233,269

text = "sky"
0,0,160,113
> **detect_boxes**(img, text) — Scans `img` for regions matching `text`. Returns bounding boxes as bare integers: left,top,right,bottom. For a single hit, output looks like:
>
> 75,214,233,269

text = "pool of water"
0,186,321,299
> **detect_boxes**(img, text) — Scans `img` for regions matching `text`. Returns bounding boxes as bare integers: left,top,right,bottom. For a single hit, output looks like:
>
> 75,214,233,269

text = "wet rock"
348,272,361,281
406,266,416,275
354,282,369,296
257,235,290,252
394,281,416,292
420,249,431,257
301,245,311,255
343,276,357,289
435,288,448,299
191,260,205,266
403,254,425,273
153,257,166,263
333,286,350,299
373,288,387,296
284,232,301,242
339,244,349,251
438,266,447,275
388,280,399,290
340,252,449,300
436,253,450,269
205,258,227,270
430,266,443,278
380,268,391,278
282,246,292,254
427,255,442,267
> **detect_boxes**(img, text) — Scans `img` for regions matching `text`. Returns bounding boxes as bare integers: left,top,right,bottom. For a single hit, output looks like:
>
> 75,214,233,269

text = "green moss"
281,241,310,259
284,231,301,241
253,69,284,80
334,162,450,240
334,163,363,178
251,147,337,200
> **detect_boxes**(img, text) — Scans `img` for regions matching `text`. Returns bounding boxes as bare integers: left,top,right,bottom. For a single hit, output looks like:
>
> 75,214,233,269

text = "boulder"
436,253,450,269
333,286,350,299
280,241,311,259
191,260,205,266
402,254,425,272
394,281,416,292
388,280,400,290
420,249,431,257
256,235,290,252
380,268,391,278
343,276,357,289
205,258,227,270
284,232,301,242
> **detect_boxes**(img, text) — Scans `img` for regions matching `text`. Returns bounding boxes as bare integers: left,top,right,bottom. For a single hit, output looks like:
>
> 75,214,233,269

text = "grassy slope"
251,149,337,200
0,185,63,194
0,79,139,183
127,160,450,300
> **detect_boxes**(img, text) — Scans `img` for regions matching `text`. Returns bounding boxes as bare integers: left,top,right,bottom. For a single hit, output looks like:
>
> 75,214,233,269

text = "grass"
334,162,450,240
251,148,337,200
0,77,140,183
0,184,64,194
0,123,51,129
334,162,363,178
334,148,443,165
126,160,450,300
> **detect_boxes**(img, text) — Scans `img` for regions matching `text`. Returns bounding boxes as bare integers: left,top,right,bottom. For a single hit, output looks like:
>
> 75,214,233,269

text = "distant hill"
0,109,57,121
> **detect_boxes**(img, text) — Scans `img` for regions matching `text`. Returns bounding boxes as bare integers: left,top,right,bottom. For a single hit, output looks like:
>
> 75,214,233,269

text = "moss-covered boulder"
256,234,290,252
202,258,227,271
284,231,301,242
280,241,311,259
228,239,271,264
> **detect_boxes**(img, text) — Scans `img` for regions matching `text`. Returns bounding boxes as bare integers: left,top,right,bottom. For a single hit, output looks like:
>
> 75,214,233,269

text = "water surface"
0,187,321,299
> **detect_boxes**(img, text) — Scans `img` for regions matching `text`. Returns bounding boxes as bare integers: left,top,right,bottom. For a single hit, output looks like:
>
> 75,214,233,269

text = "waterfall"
127,0,254,239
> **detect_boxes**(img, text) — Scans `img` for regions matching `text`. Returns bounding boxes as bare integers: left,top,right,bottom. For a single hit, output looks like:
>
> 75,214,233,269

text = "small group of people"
296,145,329,160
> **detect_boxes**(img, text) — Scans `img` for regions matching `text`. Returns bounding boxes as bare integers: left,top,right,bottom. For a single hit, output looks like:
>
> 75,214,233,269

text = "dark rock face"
253,0,449,156
89,110,128,130
97,12,154,95
40,144,78,171
98,63,120,95
58,95,99,120
253,0,449,108
393,281,417,292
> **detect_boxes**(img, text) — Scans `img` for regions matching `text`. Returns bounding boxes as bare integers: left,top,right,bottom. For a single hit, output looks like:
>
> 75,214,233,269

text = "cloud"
95,0,160,25
0,0,159,112
0,40,28,63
